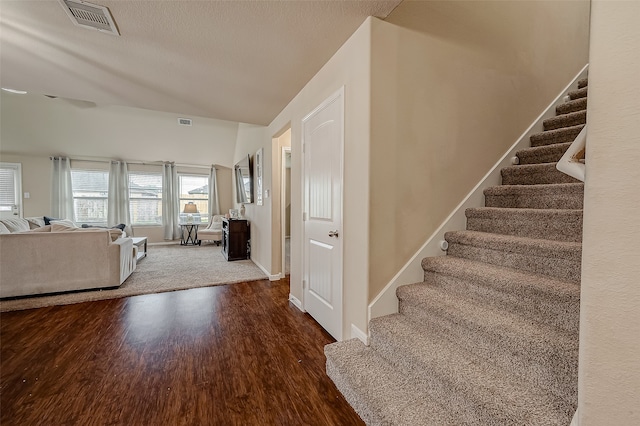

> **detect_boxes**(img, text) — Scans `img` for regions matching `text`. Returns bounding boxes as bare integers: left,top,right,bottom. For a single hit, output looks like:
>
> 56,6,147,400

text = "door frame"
281,146,291,278
301,86,345,340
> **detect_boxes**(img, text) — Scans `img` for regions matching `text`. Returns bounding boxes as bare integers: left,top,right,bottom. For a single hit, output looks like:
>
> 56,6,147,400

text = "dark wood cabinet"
222,218,250,261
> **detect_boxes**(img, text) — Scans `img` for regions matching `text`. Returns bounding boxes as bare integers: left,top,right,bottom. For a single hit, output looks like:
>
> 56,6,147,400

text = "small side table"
131,237,148,261
180,223,201,246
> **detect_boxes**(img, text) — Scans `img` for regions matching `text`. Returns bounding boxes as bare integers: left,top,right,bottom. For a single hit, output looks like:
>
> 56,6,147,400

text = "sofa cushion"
0,217,30,233
50,219,78,229
0,222,10,234
29,225,52,232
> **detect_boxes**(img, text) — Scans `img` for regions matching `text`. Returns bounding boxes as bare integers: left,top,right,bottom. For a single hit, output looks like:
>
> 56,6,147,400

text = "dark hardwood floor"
0,278,364,425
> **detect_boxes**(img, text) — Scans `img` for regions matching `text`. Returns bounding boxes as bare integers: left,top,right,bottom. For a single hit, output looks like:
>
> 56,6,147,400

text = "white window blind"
0,169,16,210
71,169,109,225
128,172,162,225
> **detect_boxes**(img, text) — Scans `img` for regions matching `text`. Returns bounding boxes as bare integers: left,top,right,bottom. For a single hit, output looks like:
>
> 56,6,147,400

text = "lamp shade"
183,202,198,213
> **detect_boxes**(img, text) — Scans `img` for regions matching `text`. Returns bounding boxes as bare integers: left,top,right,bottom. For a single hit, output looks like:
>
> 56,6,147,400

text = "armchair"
199,214,224,245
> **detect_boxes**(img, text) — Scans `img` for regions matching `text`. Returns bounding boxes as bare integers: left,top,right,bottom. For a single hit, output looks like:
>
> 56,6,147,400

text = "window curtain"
108,161,131,228
50,157,74,220
208,166,220,218
162,162,180,240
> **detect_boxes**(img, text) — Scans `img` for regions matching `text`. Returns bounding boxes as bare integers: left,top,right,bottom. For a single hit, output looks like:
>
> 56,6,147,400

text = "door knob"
328,230,339,238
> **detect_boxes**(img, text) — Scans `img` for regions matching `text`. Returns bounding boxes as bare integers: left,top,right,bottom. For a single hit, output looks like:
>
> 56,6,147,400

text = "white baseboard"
288,293,304,312
351,324,369,345
252,258,281,281
368,64,590,321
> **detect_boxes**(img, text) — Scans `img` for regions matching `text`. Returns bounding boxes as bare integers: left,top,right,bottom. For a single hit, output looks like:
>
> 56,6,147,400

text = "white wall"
232,123,271,275
578,1,640,423
267,18,373,338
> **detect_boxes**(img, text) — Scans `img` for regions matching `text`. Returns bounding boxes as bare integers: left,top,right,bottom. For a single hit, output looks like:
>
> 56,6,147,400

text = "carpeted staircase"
325,78,588,425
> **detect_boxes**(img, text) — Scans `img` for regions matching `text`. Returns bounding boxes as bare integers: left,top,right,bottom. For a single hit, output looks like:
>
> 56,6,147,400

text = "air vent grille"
59,0,120,35
178,118,193,126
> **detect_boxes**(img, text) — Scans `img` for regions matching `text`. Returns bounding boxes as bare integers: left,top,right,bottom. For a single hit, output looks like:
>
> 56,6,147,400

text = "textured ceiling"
0,0,402,125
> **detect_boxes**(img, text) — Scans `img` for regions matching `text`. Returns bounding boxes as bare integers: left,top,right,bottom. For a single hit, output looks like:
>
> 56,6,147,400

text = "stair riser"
530,125,583,147
325,358,384,426
501,167,581,185
484,192,583,209
446,243,581,283
516,143,571,164
413,272,579,333
369,318,576,423
384,307,578,404
466,215,583,242
568,87,588,100
543,111,587,131
556,97,587,115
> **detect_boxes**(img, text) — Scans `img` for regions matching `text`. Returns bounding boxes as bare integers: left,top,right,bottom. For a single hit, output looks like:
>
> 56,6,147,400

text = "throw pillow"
0,222,10,234
26,217,46,229
43,216,61,225
29,225,52,232
49,219,77,228
108,229,123,242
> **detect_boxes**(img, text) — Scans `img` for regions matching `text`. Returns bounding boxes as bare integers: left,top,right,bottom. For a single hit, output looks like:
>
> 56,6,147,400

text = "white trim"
282,146,292,278
253,258,281,281
570,409,579,426
289,293,305,311
557,125,586,182
369,64,590,320
351,324,369,345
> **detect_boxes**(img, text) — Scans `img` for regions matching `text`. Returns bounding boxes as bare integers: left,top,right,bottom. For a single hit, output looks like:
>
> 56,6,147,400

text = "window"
178,174,209,223
0,163,21,216
71,169,109,225
128,172,162,225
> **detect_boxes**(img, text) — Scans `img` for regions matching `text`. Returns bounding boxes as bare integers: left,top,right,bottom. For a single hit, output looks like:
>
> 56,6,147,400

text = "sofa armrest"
112,237,136,284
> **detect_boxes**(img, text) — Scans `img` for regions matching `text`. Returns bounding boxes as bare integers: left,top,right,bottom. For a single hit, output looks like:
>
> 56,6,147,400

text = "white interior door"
302,88,344,341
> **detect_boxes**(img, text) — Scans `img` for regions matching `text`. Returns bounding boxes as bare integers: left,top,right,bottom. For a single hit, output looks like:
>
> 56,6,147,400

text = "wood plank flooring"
0,279,364,425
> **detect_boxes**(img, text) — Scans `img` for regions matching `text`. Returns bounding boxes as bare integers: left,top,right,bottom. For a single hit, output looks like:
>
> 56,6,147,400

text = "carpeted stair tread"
530,124,584,147
543,110,587,131
577,77,588,89
556,97,587,115
501,163,581,185
416,256,580,333
325,338,456,426
466,207,583,242
484,182,584,209
444,230,581,282
516,142,572,165
567,86,587,100
368,314,576,425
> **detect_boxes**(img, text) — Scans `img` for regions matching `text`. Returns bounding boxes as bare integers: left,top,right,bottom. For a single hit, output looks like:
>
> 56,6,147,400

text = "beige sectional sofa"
0,218,136,298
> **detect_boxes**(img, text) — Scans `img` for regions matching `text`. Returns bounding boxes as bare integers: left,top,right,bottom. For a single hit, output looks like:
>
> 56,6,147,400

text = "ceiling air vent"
178,118,193,126
59,0,120,36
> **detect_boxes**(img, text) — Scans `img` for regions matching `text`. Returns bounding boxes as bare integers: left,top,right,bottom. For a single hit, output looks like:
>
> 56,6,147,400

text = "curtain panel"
209,166,220,217
50,157,74,220
162,163,180,240
108,161,131,227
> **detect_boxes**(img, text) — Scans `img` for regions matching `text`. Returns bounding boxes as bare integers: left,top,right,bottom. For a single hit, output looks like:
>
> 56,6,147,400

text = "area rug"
0,244,268,312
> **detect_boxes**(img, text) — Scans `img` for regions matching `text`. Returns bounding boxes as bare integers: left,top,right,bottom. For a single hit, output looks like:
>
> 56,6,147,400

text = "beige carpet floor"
0,244,268,312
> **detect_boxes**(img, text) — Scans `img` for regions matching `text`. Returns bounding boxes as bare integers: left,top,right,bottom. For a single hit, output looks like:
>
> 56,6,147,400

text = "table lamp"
183,202,198,223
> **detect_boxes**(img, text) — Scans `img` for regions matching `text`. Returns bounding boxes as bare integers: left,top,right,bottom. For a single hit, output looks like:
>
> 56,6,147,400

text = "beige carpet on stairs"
325,77,588,425
0,244,267,312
